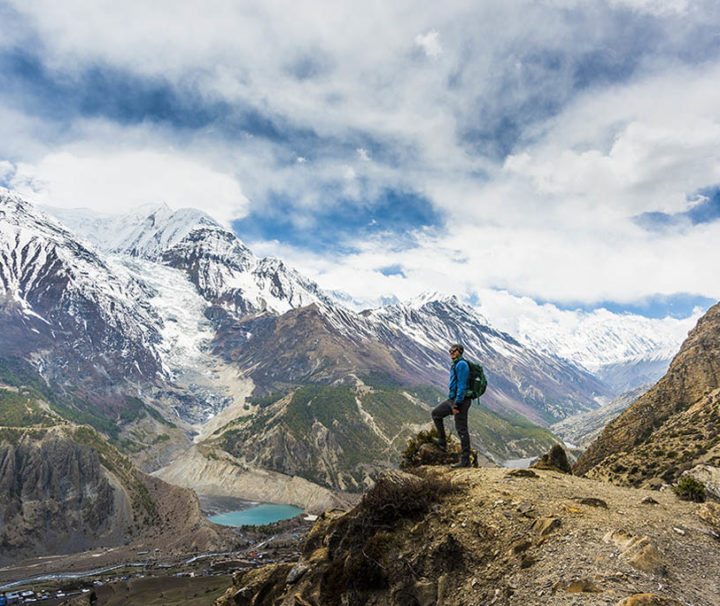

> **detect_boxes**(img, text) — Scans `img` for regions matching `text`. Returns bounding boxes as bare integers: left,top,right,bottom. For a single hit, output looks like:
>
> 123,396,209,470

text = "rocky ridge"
575,302,720,485
214,467,720,606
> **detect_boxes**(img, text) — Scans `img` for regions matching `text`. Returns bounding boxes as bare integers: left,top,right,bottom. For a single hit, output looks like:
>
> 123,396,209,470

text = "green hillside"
219,381,560,491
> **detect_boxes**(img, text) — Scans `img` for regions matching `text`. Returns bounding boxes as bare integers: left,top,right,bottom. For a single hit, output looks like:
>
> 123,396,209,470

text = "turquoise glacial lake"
209,504,304,527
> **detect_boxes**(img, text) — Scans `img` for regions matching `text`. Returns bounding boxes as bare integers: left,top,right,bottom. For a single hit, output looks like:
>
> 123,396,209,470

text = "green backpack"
465,360,487,400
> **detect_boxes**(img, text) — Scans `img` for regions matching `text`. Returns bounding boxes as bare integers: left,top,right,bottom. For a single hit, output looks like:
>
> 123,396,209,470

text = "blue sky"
1,0,719,323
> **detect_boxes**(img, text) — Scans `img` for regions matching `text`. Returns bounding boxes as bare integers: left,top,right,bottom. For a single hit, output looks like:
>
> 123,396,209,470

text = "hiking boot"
451,460,471,469
431,439,447,452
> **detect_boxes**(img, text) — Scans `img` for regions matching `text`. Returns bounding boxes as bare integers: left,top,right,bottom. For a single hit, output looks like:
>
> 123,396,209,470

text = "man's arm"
454,360,469,405
448,365,456,399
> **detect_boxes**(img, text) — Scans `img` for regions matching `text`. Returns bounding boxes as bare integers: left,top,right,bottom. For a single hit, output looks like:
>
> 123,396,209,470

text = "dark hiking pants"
432,397,472,462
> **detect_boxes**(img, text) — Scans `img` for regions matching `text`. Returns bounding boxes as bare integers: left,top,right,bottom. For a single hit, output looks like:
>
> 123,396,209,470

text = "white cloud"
414,30,443,58
608,0,689,16
9,150,249,228
0,160,14,182
356,147,371,161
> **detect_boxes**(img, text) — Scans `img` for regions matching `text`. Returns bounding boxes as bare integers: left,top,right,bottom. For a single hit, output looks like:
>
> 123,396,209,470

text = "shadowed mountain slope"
0,191,163,386
0,421,233,565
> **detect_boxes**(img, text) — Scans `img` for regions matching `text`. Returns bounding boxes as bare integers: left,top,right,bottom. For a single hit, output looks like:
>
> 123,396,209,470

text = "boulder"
625,539,664,575
576,497,608,508
530,444,572,474
681,465,720,500
604,530,664,575
532,517,561,537
506,469,539,478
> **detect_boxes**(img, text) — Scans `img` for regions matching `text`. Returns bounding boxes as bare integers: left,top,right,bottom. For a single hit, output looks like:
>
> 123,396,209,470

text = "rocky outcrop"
681,464,720,500
530,444,572,474
0,426,121,563
575,302,720,485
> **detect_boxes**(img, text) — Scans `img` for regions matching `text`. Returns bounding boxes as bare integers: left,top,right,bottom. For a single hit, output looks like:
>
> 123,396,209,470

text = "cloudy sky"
1,0,719,325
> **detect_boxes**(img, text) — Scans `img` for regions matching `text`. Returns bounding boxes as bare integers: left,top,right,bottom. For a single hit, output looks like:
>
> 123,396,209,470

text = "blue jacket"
449,357,469,404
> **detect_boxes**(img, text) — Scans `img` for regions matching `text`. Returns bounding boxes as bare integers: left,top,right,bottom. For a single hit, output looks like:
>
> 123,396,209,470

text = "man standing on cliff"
432,343,472,468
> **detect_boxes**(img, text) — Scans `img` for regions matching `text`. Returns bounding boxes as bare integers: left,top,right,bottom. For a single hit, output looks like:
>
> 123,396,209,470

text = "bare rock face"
0,425,234,564
575,302,720,485
0,426,119,563
603,529,665,575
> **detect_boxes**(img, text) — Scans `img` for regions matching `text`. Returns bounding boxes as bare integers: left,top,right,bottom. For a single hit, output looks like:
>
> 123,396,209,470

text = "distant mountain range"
505,308,695,394
28,192,610,422
332,290,697,396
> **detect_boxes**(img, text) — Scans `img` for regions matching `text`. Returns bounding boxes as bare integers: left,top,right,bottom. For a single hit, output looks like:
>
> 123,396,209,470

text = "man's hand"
452,406,460,415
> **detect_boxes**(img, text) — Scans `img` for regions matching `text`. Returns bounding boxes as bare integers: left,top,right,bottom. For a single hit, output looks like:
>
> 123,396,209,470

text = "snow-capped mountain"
48,203,333,317
499,307,697,394
2,192,245,426
44,203,218,260
0,189,163,384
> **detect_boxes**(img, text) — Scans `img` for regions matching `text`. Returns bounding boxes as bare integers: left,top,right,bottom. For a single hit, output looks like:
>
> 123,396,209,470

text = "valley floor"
0,514,314,605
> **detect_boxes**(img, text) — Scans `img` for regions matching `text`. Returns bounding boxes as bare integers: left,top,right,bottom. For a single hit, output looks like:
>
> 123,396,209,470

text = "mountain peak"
44,203,223,260
406,291,459,309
